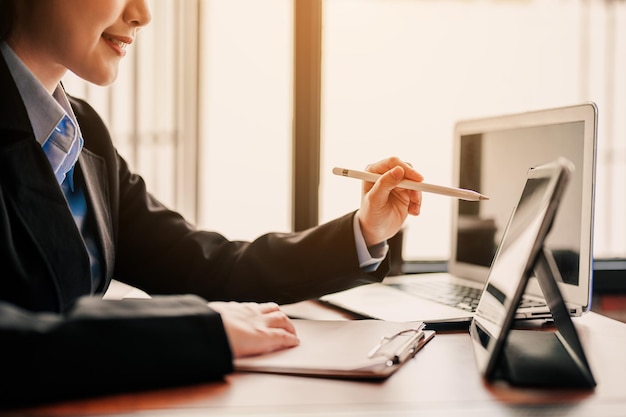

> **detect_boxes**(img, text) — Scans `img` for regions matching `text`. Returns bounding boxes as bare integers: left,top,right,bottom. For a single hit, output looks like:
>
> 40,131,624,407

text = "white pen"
332,167,490,202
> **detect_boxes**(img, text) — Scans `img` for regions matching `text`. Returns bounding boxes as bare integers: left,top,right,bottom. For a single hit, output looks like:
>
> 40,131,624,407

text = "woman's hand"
208,301,299,358
357,156,424,246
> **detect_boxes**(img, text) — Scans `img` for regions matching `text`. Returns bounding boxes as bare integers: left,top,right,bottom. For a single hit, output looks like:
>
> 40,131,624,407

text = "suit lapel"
78,149,114,287
0,138,92,310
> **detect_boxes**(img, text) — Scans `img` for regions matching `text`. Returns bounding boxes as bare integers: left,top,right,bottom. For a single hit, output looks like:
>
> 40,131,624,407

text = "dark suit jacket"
0,53,389,407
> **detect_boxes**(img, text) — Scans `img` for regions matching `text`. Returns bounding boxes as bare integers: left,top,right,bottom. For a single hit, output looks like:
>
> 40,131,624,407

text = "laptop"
320,102,598,325
470,157,595,388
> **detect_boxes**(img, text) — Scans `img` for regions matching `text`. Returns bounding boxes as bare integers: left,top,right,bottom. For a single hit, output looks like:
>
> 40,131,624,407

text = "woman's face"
10,0,151,89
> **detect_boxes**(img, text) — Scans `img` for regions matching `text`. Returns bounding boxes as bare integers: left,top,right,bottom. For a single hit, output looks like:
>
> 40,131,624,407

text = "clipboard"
234,319,435,379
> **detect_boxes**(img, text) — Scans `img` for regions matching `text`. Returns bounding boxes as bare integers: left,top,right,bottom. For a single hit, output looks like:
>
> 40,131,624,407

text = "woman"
0,0,423,406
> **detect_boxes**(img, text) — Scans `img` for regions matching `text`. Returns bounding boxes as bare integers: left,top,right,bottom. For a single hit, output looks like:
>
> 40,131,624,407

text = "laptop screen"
450,103,597,311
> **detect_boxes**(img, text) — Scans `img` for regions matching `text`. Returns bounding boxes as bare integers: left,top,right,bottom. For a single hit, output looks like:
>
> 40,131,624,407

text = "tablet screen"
470,159,572,377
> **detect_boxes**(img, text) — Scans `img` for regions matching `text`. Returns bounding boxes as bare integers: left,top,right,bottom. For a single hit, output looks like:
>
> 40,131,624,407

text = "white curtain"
63,0,201,222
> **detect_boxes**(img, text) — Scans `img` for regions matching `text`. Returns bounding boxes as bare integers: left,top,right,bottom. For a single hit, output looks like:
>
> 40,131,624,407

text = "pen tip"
479,195,490,201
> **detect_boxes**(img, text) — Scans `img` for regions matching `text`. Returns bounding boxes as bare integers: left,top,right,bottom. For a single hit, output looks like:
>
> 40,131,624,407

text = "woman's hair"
0,0,16,41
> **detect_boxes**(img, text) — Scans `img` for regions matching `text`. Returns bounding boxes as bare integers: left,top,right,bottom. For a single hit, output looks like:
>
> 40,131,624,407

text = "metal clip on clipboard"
367,324,426,367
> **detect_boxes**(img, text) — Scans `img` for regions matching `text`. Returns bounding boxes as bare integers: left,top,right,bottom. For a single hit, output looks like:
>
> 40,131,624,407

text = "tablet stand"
495,247,596,388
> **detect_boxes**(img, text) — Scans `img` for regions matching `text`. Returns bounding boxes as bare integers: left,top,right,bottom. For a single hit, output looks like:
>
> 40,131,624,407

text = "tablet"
469,157,596,388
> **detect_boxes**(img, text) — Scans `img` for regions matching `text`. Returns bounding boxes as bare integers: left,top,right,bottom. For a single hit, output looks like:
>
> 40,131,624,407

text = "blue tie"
42,115,83,187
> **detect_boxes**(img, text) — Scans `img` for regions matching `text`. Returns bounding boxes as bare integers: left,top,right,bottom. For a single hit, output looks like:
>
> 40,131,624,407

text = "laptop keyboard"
389,281,546,313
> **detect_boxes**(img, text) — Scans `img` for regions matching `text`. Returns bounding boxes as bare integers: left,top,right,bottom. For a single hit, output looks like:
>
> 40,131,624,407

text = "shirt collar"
0,42,79,146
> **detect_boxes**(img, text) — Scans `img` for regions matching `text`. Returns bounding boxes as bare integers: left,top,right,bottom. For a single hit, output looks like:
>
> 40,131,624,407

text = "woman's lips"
102,34,132,57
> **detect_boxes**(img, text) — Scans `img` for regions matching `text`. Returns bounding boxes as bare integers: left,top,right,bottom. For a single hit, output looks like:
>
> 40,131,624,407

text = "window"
196,0,294,240
320,0,626,261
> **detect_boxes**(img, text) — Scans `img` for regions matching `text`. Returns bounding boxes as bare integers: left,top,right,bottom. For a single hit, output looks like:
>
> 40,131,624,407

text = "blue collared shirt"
2,42,102,291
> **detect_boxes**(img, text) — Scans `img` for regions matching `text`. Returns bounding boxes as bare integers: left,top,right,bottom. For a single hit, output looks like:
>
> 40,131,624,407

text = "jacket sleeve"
0,294,232,408
115,193,390,304
70,95,390,305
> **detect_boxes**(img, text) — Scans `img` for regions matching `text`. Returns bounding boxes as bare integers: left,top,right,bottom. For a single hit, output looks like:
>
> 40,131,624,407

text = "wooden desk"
4,312,626,417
